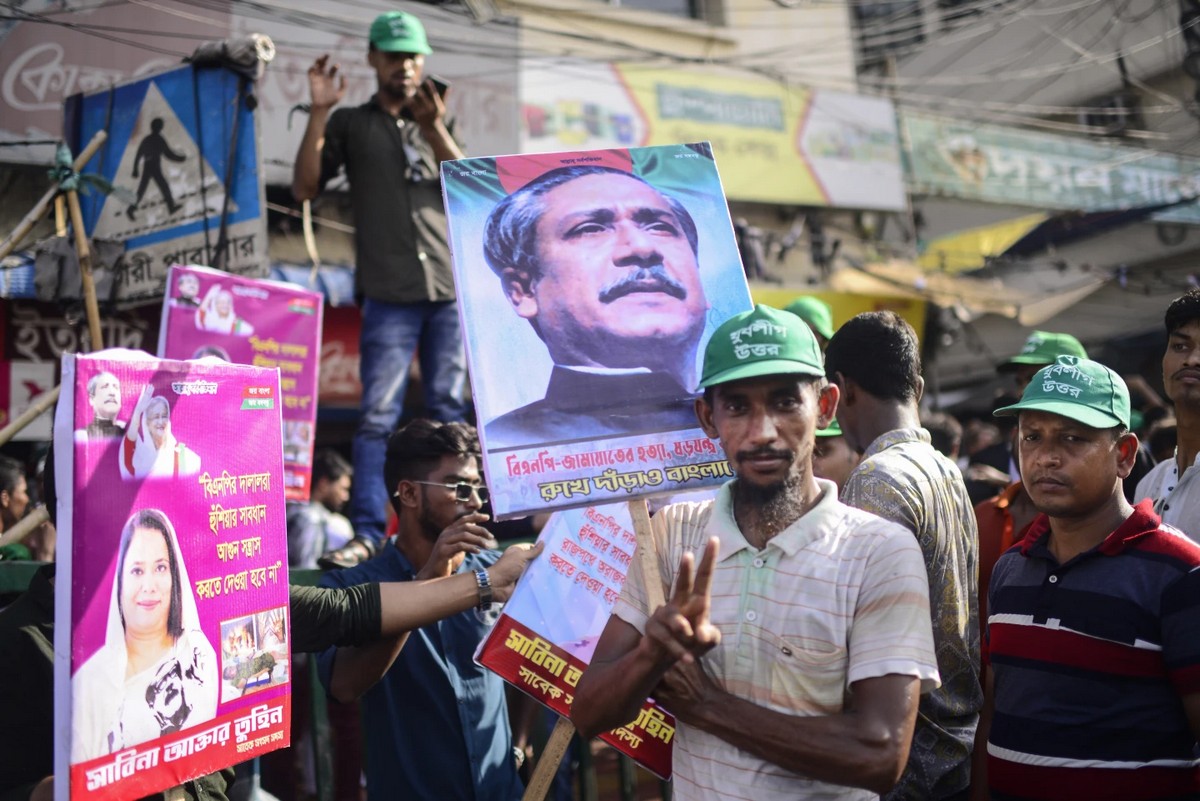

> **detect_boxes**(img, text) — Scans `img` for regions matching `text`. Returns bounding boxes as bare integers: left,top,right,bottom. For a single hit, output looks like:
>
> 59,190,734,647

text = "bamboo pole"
521,498,665,801
0,386,60,448
0,506,50,548
65,189,104,350
0,130,108,261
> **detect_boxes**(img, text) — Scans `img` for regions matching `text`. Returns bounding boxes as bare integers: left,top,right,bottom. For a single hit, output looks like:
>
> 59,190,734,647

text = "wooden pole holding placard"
0,130,107,262
521,498,667,801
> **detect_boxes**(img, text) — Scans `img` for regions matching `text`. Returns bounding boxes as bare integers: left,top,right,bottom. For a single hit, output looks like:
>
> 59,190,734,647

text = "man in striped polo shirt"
973,355,1200,801
573,305,940,800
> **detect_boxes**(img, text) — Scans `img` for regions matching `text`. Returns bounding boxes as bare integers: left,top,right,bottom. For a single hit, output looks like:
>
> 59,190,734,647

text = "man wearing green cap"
812,418,858,492
573,305,939,800
784,295,835,351
971,355,1200,801
293,11,468,569
825,311,980,801
969,331,1091,492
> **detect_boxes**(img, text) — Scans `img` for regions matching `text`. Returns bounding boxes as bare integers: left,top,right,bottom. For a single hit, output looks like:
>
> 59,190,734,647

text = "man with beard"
825,312,981,801
293,10,467,569
85,372,123,439
316,419,524,801
572,305,939,800
482,165,710,449
1135,288,1200,539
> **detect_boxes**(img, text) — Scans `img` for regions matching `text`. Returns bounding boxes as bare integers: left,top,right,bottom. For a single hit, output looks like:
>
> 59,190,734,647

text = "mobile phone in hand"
401,75,451,120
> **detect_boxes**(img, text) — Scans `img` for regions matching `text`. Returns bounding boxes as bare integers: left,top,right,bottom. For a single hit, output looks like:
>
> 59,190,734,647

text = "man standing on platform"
293,10,467,568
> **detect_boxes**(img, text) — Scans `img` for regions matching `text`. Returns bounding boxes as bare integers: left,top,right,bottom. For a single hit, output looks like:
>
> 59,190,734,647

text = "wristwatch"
474,569,494,610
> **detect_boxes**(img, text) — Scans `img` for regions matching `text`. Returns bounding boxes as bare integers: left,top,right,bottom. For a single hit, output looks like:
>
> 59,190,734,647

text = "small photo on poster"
219,608,288,702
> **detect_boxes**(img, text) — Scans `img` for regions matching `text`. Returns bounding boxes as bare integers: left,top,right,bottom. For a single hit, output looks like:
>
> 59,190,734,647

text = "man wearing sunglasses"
316,419,525,801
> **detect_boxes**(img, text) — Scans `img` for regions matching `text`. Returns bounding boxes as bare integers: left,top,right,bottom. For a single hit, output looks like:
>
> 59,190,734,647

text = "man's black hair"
825,311,922,403
383,420,479,513
921,411,963,458
482,165,699,281
0,455,24,499
312,448,352,486
1165,288,1200,336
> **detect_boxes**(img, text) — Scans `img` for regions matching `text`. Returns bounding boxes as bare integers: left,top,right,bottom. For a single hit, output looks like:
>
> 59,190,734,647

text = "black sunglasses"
408,480,489,504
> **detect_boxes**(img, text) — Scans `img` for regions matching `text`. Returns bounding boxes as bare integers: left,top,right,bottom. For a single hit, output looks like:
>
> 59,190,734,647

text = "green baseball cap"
369,11,432,54
816,418,843,438
698,304,824,390
999,330,1087,372
784,296,834,341
993,355,1130,430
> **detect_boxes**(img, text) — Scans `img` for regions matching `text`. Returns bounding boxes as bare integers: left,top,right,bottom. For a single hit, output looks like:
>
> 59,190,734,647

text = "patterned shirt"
984,502,1200,800
613,479,939,801
840,428,982,801
1133,451,1200,541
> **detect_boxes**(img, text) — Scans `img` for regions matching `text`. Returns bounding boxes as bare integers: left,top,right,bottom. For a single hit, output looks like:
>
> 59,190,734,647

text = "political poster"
54,350,291,801
478,502,689,778
442,142,753,518
65,63,267,302
158,265,323,501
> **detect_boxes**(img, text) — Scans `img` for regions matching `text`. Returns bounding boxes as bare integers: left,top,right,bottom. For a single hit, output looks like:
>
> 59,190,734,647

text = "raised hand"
403,77,446,129
488,541,545,603
308,55,347,111
416,511,496,581
642,536,721,668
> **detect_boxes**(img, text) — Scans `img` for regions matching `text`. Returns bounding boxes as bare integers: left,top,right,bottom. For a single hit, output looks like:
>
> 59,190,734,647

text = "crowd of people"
1,7,1199,801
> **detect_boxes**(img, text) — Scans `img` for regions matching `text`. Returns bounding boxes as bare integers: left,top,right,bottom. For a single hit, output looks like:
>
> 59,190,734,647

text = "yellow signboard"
519,60,905,210
750,288,927,338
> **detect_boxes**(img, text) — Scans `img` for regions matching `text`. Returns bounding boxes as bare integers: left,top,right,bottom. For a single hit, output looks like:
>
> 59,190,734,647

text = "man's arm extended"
292,55,345,201
326,534,542,702
657,659,920,796
572,539,719,738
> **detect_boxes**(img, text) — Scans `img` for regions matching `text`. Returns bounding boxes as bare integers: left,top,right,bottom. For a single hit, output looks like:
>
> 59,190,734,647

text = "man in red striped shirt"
971,355,1200,801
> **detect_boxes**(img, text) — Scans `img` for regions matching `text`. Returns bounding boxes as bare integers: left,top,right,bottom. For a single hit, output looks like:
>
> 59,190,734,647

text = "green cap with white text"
993,355,1130,430
369,11,432,54
698,304,824,390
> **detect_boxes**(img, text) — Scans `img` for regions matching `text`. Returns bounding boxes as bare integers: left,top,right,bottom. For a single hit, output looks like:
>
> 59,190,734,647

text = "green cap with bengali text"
993,355,1130,430
698,305,825,390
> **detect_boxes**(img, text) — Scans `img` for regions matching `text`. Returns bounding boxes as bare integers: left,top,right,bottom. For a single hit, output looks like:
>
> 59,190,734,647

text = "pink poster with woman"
158,264,323,502
53,349,292,801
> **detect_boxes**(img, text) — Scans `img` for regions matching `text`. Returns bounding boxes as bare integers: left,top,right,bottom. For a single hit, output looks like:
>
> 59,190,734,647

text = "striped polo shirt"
614,479,939,801
984,500,1200,801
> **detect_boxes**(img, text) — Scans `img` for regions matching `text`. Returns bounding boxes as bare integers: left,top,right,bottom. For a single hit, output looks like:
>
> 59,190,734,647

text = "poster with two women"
54,349,291,800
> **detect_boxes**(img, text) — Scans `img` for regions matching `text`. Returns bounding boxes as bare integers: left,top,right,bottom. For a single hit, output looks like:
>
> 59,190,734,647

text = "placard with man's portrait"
442,143,753,518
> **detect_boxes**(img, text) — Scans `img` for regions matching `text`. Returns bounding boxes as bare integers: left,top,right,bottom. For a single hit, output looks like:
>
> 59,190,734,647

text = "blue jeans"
349,298,468,545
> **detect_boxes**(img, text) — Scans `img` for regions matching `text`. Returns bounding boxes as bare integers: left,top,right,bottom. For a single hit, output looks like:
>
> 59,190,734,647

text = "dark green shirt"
319,98,456,305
